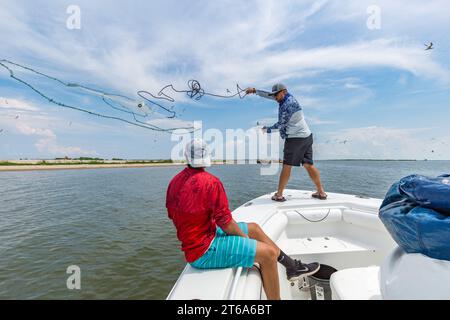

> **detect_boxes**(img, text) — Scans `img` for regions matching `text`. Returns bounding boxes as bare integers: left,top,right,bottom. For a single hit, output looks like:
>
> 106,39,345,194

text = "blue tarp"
379,174,450,261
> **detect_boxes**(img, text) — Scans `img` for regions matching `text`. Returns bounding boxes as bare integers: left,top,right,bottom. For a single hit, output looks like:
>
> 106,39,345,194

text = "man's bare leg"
276,164,292,197
304,163,326,197
254,242,280,300
248,222,320,290
248,223,280,253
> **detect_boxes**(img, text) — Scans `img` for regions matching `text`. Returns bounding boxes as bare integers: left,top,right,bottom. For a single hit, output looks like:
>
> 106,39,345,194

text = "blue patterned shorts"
190,222,257,269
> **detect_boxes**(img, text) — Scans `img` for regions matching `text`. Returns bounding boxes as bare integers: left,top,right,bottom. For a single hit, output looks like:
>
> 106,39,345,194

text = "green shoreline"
1,159,445,167
0,160,178,166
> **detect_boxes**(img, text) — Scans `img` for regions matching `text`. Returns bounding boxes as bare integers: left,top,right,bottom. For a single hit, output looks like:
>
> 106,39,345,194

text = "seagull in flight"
425,42,434,50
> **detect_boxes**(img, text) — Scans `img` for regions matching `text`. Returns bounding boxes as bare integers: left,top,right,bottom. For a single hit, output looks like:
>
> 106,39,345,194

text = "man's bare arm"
222,219,248,238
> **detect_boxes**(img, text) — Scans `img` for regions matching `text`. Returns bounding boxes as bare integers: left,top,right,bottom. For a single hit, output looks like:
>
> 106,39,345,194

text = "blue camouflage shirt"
256,90,311,139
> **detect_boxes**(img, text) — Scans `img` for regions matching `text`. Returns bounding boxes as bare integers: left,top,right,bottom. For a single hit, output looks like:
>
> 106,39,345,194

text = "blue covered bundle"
379,174,450,261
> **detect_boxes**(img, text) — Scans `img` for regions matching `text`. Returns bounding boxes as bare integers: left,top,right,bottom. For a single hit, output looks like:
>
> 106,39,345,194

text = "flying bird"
0,129,3,133
425,42,434,50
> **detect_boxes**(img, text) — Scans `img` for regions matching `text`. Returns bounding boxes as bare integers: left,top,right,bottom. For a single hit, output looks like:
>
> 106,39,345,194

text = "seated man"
166,139,320,300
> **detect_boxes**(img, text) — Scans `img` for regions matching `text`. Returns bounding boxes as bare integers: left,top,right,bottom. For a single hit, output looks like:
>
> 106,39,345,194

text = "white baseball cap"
184,139,211,168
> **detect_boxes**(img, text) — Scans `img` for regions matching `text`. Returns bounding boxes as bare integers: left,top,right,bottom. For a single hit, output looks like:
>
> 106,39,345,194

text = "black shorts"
283,134,314,167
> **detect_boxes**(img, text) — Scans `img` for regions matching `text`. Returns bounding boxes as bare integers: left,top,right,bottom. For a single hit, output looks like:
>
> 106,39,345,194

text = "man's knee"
264,246,279,261
257,243,278,263
304,163,314,170
248,222,262,235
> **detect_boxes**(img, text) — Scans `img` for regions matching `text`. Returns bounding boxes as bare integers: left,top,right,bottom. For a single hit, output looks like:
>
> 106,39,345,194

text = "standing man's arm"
265,107,285,134
246,87,276,101
246,87,278,134
267,105,290,138
257,105,288,139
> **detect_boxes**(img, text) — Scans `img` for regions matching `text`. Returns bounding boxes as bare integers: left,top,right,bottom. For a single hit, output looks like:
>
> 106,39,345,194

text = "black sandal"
312,192,328,200
271,194,287,202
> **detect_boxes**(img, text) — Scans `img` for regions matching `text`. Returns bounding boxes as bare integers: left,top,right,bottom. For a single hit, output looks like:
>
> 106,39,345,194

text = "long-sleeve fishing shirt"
256,90,311,139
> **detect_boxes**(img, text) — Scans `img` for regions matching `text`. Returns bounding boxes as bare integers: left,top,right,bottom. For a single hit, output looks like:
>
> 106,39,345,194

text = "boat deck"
168,190,396,300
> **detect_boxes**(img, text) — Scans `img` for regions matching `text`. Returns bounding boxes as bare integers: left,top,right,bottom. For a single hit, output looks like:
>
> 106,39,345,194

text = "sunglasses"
269,90,283,97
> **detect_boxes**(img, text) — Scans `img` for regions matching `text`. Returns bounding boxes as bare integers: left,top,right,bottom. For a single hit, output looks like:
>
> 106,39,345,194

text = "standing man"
246,84,327,201
166,139,320,300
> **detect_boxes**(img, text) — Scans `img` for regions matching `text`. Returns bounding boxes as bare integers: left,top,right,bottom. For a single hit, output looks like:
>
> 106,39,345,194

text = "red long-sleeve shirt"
166,167,233,263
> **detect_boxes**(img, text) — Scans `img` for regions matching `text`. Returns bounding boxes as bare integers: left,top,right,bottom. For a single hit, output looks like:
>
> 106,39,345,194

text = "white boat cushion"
380,247,450,300
330,266,382,300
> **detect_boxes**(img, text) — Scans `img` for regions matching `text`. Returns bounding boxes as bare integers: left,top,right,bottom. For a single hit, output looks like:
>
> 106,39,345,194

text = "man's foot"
286,260,320,282
312,191,327,200
271,193,287,202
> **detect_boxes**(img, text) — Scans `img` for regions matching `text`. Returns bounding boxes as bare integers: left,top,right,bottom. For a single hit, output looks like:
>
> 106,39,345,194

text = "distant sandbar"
0,162,187,172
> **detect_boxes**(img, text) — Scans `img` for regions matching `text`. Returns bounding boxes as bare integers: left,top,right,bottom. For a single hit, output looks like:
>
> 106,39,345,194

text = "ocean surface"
0,161,449,299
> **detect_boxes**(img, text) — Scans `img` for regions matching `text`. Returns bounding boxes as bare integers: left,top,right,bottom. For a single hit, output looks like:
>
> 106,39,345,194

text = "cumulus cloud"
14,122,96,157
1,0,448,95
315,126,450,160
0,97,39,112
0,97,97,157
35,138,96,157
1,1,450,159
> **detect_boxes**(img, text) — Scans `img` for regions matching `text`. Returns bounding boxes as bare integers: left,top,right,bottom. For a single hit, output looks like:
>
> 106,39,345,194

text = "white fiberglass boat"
167,189,450,300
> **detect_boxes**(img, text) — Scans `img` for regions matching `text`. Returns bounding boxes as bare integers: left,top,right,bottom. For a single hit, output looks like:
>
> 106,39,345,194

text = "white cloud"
0,97,39,111
35,138,96,157
308,117,339,125
2,0,448,98
16,123,56,139
236,39,449,83
145,118,196,131
1,1,450,159
315,126,450,160
15,122,96,157
0,98,97,157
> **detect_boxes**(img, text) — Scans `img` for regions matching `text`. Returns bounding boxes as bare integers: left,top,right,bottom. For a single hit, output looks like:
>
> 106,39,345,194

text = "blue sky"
1,0,450,160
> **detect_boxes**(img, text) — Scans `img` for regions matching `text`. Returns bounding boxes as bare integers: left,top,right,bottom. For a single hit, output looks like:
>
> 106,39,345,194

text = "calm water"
0,161,449,299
